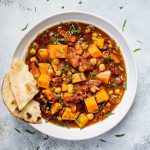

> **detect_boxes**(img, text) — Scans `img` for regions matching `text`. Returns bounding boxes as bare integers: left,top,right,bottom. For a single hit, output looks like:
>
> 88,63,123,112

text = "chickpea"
40,94,44,99
90,86,99,93
48,68,54,74
87,113,94,120
79,66,84,72
30,48,36,55
115,89,120,94
56,70,62,76
108,90,113,95
53,58,59,65
99,64,106,71
90,58,97,65
108,44,112,48
55,87,61,94
57,116,62,121
30,56,37,62
85,28,91,33
106,103,111,107
92,32,98,37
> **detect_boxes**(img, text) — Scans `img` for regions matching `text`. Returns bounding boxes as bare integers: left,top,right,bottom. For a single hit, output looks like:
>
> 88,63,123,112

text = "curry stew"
25,22,127,128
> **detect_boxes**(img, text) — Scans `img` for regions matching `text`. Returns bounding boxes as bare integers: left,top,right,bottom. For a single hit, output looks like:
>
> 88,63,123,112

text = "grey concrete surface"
0,0,150,150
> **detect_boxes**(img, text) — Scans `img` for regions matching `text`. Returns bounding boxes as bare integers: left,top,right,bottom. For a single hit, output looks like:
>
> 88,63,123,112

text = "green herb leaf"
99,139,107,142
122,19,127,32
104,112,115,118
112,82,117,88
68,75,72,81
133,48,141,52
79,0,82,4
51,35,64,44
137,40,142,44
58,48,65,54
25,129,35,134
61,6,64,9
69,23,80,35
118,65,124,72
66,121,70,128
15,128,21,133
44,135,49,140
122,82,127,90
21,23,28,31
88,72,96,78
119,6,124,9
72,89,76,94
104,57,112,63
115,133,125,137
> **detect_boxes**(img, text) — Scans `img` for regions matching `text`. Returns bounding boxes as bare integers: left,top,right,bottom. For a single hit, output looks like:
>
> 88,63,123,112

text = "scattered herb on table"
79,0,82,4
119,6,124,9
133,48,141,52
15,128,21,133
115,133,125,137
99,139,107,142
21,23,28,31
137,40,142,44
118,65,124,72
61,6,64,9
122,19,127,32
37,146,40,150
25,129,35,134
35,6,36,12
44,135,49,140
104,112,115,118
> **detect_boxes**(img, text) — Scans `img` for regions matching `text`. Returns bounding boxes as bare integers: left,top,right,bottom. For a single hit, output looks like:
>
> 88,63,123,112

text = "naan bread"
1,74,42,124
10,58,38,110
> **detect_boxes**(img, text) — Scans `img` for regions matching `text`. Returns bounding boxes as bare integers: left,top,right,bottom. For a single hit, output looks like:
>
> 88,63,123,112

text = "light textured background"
0,0,150,150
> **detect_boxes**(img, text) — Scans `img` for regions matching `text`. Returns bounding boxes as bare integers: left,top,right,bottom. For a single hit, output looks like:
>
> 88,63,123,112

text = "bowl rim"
12,11,137,140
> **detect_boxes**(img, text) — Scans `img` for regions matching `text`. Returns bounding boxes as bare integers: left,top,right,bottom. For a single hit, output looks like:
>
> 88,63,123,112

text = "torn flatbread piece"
1,74,42,124
10,58,38,110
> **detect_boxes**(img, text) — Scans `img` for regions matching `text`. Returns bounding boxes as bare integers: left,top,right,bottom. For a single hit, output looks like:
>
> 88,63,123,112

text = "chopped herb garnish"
137,40,142,44
115,133,125,137
119,6,124,9
44,135,49,140
100,139,107,142
104,112,115,118
15,128,21,133
66,121,70,128
99,102,107,110
133,48,141,52
51,35,64,44
68,75,72,81
122,19,127,32
21,23,28,31
88,72,96,78
69,23,80,35
72,89,76,94
112,82,117,88
25,129,35,134
118,65,124,72
104,57,112,63
122,82,127,90
58,48,65,54
45,117,50,123
61,6,64,9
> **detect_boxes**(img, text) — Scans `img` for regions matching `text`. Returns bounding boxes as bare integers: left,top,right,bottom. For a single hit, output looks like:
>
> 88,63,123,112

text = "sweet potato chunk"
95,89,109,103
92,37,104,48
72,73,86,83
76,113,89,128
42,88,53,100
96,70,111,84
39,63,50,74
38,49,48,61
47,45,68,58
84,96,98,113
88,44,102,58
110,53,120,63
62,107,77,120
38,74,50,88
62,83,68,92
51,102,62,114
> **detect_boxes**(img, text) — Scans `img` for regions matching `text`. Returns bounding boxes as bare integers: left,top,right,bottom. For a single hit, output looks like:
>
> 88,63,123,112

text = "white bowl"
13,12,137,140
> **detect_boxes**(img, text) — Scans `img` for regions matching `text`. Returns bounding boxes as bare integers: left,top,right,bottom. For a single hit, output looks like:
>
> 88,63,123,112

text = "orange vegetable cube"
39,63,50,74
62,83,68,92
72,73,86,83
38,49,48,61
95,89,109,103
62,107,76,120
47,45,68,58
51,102,62,114
92,37,104,47
38,74,50,88
76,113,89,128
42,88,53,100
88,44,102,58
84,96,98,113
110,53,120,63
96,70,111,84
